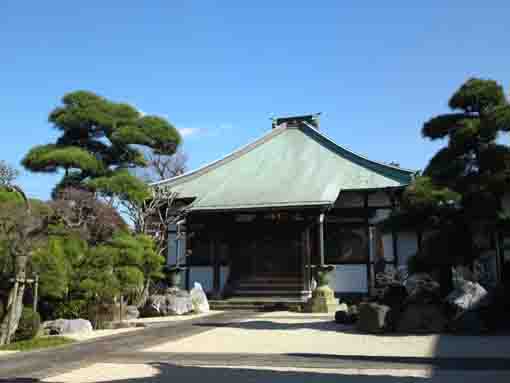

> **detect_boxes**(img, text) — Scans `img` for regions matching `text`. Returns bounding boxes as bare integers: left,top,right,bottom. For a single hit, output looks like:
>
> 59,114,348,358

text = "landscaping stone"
190,283,210,313
336,303,349,313
356,302,390,334
41,318,93,335
144,290,193,316
381,285,408,307
125,306,140,320
335,310,356,325
405,273,441,304
335,303,357,324
396,303,446,333
348,304,359,321
446,280,490,311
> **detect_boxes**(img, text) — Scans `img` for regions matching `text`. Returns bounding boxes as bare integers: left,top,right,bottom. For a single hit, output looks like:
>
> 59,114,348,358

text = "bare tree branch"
143,150,187,182
0,161,20,186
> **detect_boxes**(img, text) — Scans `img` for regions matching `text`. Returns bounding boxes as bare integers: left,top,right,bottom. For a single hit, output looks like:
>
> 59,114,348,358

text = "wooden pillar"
305,226,312,291
390,192,399,267
318,213,325,265
364,192,371,293
301,226,312,292
417,230,423,252
211,239,221,298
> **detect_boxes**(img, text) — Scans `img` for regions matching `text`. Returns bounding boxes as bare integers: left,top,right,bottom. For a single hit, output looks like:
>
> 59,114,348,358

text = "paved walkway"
1,310,509,382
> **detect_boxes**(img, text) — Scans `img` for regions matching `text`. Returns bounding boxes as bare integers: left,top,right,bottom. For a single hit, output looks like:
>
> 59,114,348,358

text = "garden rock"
381,285,408,307
335,310,356,325
146,290,193,316
42,318,93,335
125,305,140,320
190,282,210,313
396,304,446,333
356,302,390,334
166,290,193,315
405,273,441,303
348,304,359,321
446,280,489,312
336,303,349,313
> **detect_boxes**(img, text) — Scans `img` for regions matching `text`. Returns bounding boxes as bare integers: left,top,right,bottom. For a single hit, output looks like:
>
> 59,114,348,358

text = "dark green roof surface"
152,124,414,211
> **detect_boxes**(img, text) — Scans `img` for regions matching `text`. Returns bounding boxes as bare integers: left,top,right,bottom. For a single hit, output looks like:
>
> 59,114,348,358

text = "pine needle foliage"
22,91,181,200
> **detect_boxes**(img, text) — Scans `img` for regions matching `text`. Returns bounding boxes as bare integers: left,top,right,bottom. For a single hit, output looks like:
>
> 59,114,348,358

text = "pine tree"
382,78,510,282
22,91,181,200
421,78,510,223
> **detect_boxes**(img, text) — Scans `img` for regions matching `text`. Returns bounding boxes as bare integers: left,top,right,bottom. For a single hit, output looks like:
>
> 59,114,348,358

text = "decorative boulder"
348,304,359,321
335,311,356,325
356,302,390,334
139,300,162,318
396,304,446,333
125,305,140,320
166,290,193,315
144,290,193,316
381,285,408,308
446,281,489,312
405,273,441,304
190,282,210,313
42,318,93,335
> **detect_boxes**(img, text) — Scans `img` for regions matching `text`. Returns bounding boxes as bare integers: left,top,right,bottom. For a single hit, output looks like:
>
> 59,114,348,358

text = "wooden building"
154,115,417,301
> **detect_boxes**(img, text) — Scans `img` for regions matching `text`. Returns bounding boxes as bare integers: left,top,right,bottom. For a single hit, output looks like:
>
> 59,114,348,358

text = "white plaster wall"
330,265,368,293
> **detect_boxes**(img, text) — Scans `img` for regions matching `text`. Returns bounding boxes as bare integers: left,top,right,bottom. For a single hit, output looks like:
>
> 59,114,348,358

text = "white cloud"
178,127,201,137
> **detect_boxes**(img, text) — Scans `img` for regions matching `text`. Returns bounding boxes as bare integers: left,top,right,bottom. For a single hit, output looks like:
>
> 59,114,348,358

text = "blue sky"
1,1,509,200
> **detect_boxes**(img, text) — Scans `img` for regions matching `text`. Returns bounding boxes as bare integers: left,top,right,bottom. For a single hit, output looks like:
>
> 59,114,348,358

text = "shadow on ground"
3,362,510,383
194,319,355,332
0,362,427,383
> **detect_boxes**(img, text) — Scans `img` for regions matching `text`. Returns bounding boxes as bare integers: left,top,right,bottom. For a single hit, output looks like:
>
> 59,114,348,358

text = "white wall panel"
330,265,368,293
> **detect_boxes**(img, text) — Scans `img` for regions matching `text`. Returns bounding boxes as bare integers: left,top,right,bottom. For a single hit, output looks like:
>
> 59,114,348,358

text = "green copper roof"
152,124,414,211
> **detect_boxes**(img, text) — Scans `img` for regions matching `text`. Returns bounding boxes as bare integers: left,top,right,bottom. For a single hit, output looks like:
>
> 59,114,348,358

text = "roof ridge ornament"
271,113,321,130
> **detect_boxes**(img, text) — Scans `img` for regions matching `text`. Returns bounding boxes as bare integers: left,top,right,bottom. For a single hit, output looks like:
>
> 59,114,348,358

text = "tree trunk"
136,278,151,309
0,281,25,345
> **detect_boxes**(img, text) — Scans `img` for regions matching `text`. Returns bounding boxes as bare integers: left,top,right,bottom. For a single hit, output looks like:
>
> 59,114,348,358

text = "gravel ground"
144,310,510,359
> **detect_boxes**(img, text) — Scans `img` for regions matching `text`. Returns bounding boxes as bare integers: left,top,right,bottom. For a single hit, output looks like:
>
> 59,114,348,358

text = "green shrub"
14,307,41,342
54,299,88,319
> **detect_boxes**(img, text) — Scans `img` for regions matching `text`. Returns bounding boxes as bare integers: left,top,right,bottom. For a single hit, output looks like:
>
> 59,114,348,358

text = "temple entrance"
228,222,306,298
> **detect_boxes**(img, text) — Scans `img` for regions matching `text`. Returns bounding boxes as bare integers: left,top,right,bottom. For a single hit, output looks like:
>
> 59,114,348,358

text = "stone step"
209,296,308,311
236,283,303,289
230,290,311,298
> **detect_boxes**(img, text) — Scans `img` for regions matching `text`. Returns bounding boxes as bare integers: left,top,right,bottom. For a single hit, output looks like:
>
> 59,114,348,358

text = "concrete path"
1,310,510,382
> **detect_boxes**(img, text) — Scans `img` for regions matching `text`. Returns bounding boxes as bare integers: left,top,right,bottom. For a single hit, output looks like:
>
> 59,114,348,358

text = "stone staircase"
209,273,311,310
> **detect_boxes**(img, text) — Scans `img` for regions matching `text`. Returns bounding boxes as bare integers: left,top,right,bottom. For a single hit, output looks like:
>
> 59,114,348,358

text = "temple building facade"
154,114,421,301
